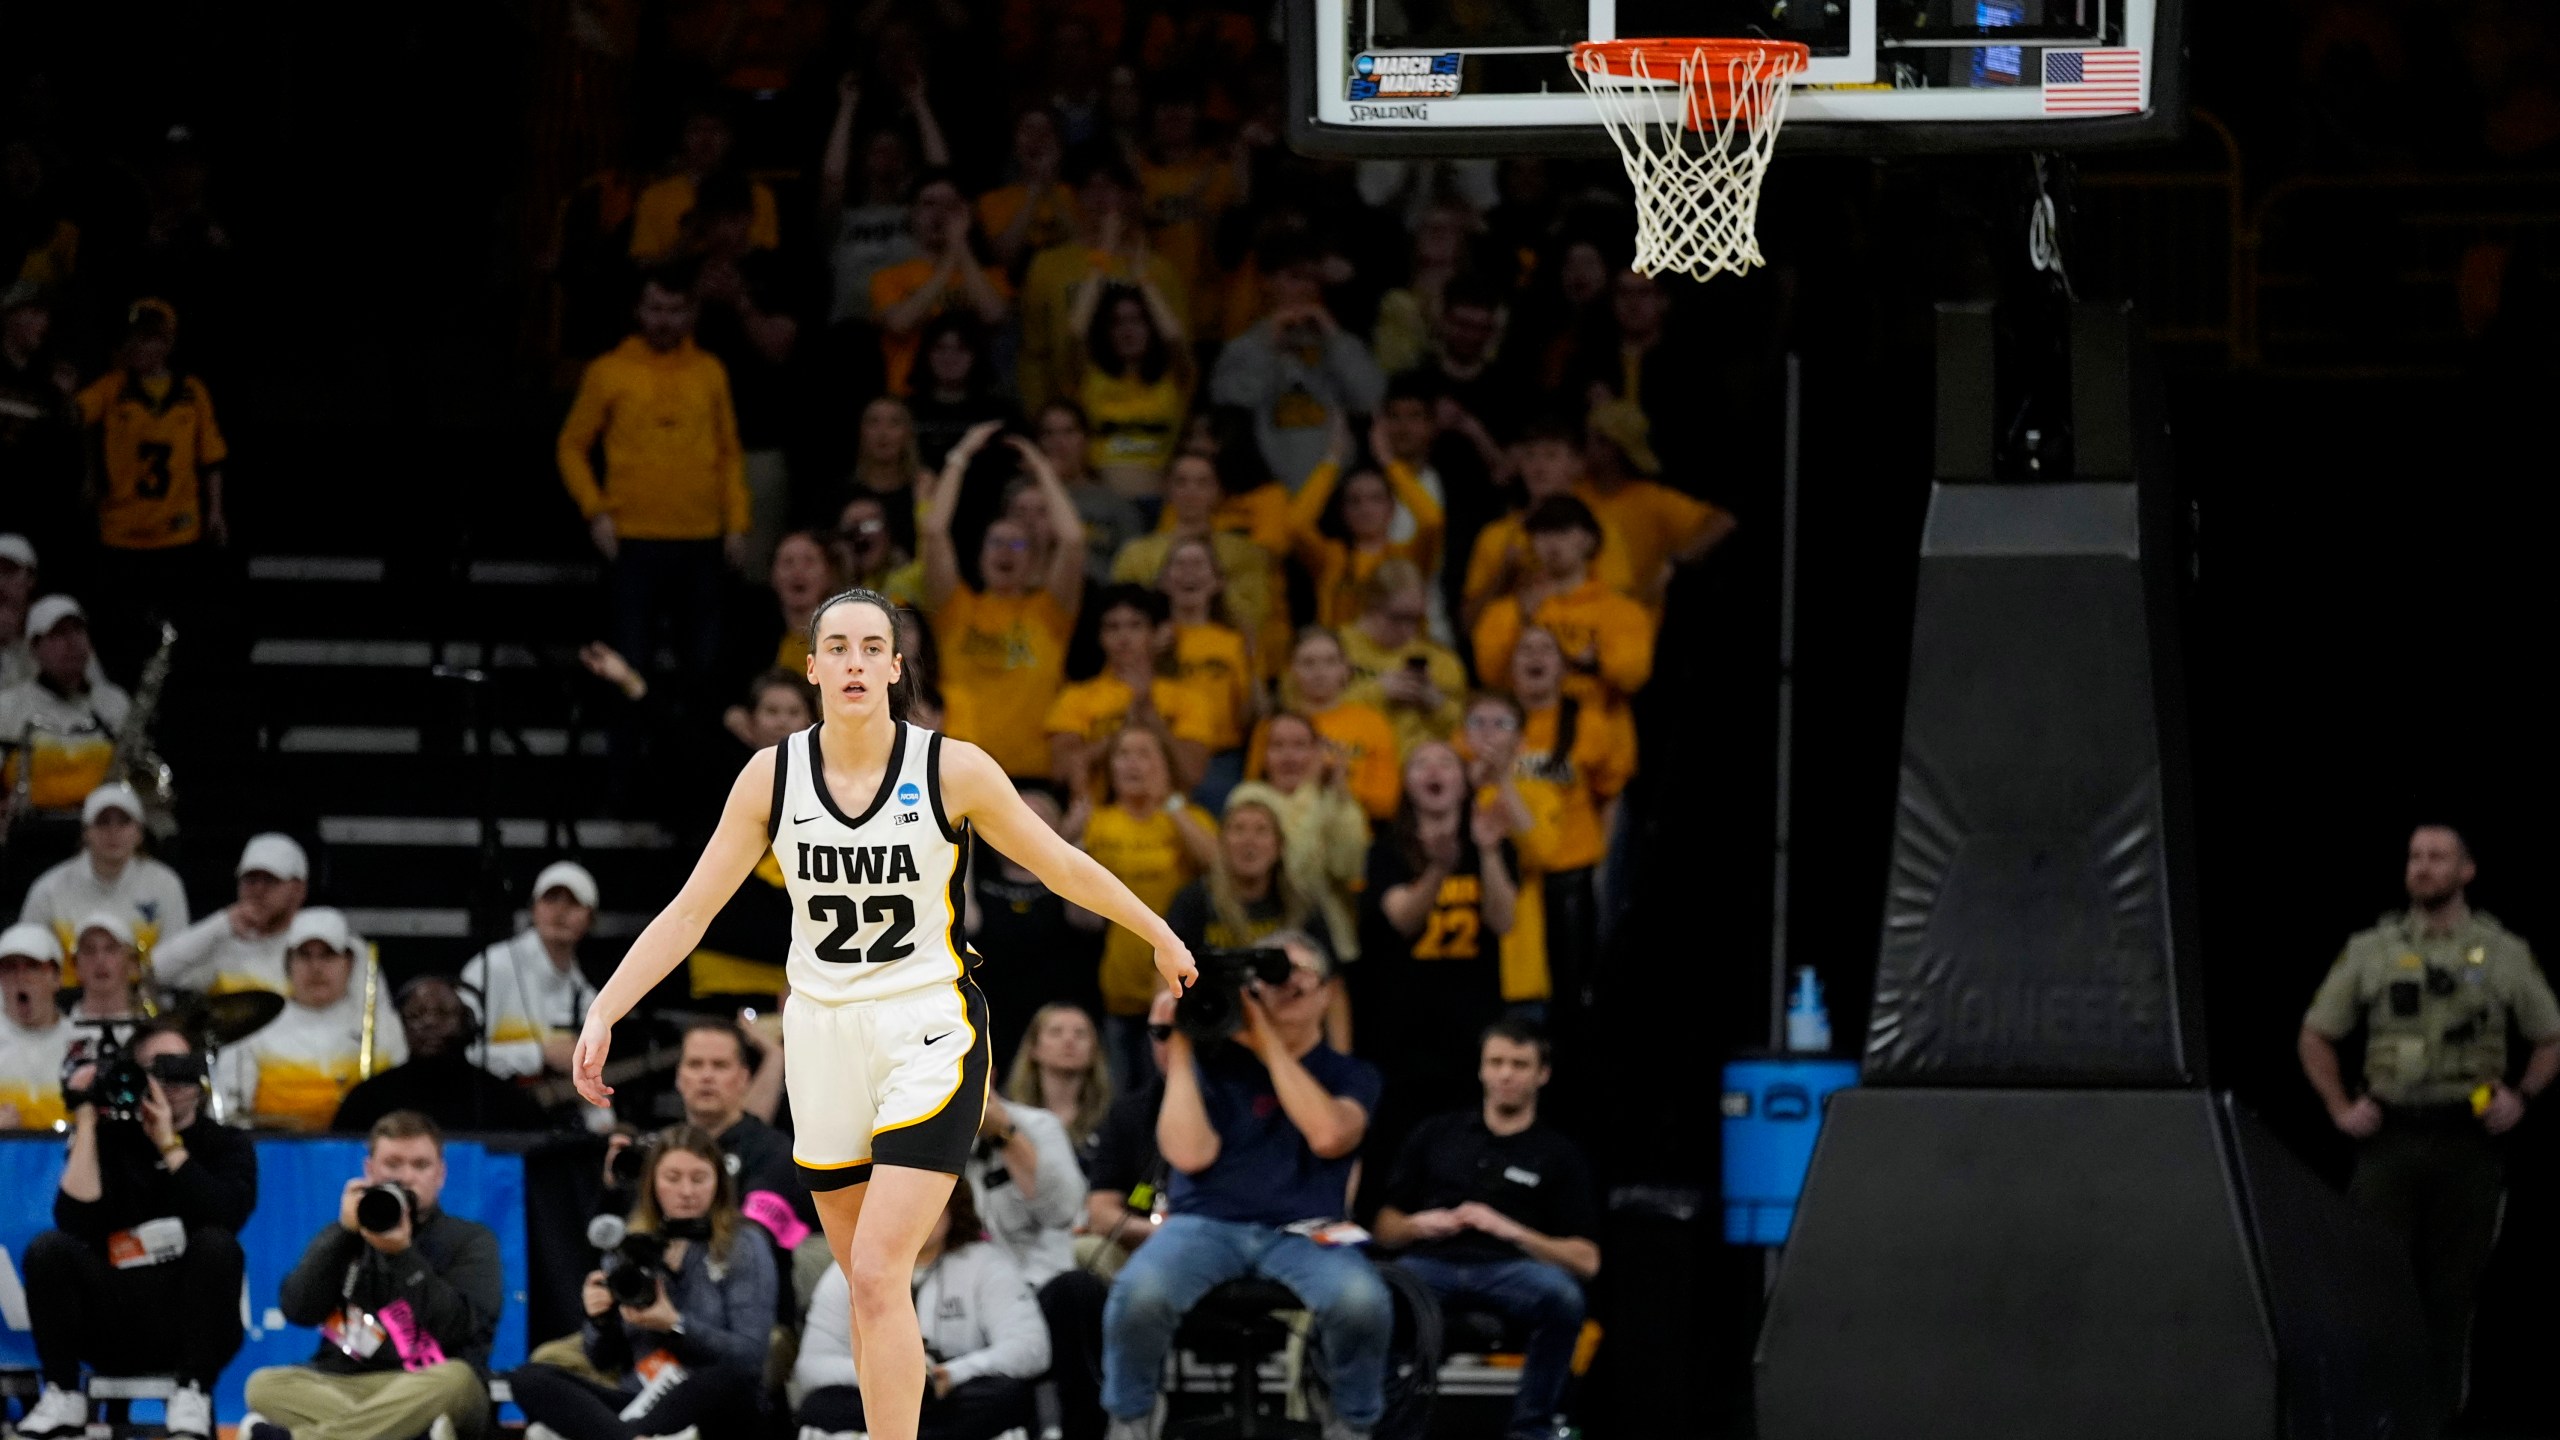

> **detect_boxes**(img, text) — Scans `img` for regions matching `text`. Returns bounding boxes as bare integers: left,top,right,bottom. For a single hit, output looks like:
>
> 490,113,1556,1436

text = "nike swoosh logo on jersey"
924,1031,954,1045
793,812,826,824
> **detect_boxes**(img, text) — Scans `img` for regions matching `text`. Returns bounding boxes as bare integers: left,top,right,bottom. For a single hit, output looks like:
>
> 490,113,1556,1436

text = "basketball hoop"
1571,38,1811,282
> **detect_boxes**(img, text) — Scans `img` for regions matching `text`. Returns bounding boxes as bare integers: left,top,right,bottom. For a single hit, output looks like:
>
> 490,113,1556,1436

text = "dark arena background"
5,2,2560,1439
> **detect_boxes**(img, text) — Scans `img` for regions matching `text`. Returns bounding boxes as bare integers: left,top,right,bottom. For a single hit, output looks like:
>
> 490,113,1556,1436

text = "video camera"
1174,947,1296,1043
60,1024,197,1124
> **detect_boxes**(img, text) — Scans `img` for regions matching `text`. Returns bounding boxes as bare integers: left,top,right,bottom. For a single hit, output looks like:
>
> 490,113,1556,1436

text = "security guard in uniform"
2299,824,2560,1421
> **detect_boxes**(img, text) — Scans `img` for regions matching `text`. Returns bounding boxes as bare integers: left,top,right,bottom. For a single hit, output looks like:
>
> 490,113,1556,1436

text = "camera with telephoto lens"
584,1215,671,1309
1175,947,1297,1043
61,1025,172,1124
356,1182,417,1235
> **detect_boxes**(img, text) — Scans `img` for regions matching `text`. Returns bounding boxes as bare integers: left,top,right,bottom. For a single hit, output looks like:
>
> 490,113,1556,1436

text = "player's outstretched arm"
573,748,780,1104
945,739,1198,994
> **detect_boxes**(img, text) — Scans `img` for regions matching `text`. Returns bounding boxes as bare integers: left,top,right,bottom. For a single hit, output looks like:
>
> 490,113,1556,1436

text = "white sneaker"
525,1426,568,1440
164,1383,212,1440
13,1384,87,1439
638,1428,700,1440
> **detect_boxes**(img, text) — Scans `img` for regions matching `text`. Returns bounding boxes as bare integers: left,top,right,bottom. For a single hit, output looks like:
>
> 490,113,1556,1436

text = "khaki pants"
244,1361,488,1440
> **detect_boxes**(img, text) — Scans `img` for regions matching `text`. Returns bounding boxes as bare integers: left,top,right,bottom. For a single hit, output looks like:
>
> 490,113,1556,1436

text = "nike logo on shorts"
924,1031,954,1045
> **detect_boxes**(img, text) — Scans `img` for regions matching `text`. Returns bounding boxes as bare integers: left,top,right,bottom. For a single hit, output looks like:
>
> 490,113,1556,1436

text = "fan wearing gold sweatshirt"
214,908,405,1131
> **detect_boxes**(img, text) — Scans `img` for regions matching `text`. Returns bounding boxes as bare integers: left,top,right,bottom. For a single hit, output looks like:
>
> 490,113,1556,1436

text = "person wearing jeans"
1374,1021,1601,1440
1100,932,1389,1440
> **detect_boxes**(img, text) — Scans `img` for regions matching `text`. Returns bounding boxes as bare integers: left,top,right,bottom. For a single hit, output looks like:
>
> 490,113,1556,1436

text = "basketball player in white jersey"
572,582,1196,1440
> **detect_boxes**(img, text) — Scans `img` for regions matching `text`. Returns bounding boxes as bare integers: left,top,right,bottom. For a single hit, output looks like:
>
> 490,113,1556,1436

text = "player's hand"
2483,1083,2527,1136
1154,937,1198,994
2330,1095,2383,1139
573,1013,617,1108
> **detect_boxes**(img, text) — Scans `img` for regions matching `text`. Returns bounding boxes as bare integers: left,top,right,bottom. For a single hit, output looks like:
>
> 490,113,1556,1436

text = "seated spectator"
242,1112,499,1440
641,1019,816,1274
460,860,601,1083
926,421,1085,780
872,173,1014,396
970,1081,1088,1288
13,1021,254,1440
1210,228,1386,493
331,975,547,1134
1467,651,1632,1017
1033,401,1148,586
792,1182,1048,1440
1112,454,1286,681
75,301,228,664
1151,535,1255,805
0,540,111,692
966,782,1105,1041
979,108,1077,274
629,102,779,264
909,314,1014,470
1101,931,1389,1440
1165,783,1328,957
830,494,926,606
1362,743,1519,1124
0,605,133,824
150,833,309,997
1242,720,1370,967
1376,1022,1599,1440
1074,721,1219,1083
1471,497,1656,717
512,1124,777,1440
1250,629,1402,823
1461,414,1638,628
62,914,147,1039
0,922,72,1127
1045,584,1220,794
1021,160,1189,414
1069,267,1194,498
217,908,407,1130
1339,560,1468,757
17,781,188,953
1290,422,1444,630
1579,400,1734,612
1002,1001,1114,1158
1081,988,1179,1279
818,80,936,326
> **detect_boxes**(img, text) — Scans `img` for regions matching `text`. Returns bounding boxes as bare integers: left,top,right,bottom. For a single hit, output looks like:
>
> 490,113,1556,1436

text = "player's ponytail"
806,587,915,722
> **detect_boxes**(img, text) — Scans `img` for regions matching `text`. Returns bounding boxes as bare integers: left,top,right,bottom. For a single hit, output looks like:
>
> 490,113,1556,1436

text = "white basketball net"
1572,42,1806,282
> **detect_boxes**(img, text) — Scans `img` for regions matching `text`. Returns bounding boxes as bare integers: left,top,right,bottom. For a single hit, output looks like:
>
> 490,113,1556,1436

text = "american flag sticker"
2043,48,2145,115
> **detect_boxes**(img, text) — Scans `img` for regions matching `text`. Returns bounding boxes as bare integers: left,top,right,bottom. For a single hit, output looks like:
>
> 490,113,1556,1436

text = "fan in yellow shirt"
926,420,1087,777
871,176,1015,396
1462,413,1639,629
1067,259,1195,496
628,107,781,262
1338,559,1467,756
1151,535,1257,754
76,301,228,553
1045,585,1223,794
1076,723,1220,1023
1581,400,1736,608
1290,421,1444,629
978,110,1077,273
1114,454,1287,677
1246,629,1403,822
1135,88,1242,302
1472,495,1657,716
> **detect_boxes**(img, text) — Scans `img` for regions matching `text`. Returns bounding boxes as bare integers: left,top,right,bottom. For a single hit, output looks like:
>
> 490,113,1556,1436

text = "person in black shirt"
332,975,550,1135
14,1022,256,1440
1079,987,1179,1272
243,1111,501,1440
967,781,1104,1067
1376,1021,1599,1440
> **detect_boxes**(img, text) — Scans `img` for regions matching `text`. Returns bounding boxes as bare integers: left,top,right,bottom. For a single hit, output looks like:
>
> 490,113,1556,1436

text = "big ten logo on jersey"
1350,52,1461,101
1414,874,1483,960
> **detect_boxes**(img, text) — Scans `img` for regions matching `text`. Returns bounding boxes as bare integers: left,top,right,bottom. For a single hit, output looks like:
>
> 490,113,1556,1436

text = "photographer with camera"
12,1020,255,1440
1100,934,1389,1440
241,1111,501,1440
510,1124,777,1440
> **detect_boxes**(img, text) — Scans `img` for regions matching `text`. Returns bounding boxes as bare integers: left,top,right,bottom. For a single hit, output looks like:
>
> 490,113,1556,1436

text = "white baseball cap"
25,594,85,638
0,922,62,965
0,534,35,570
532,860,599,909
76,912,136,949
82,782,145,827
284,906,358,956
237,833,310,882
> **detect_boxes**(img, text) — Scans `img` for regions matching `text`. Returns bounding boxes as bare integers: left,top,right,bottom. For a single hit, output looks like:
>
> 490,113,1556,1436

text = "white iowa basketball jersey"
769,722,972,1005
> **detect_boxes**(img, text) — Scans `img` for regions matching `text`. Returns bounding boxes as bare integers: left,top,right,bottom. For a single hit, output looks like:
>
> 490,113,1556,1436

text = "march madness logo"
1351,52,1461,100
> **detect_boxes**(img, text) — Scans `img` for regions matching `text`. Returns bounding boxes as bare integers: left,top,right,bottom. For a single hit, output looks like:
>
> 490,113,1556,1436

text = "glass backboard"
1288,0,2181,155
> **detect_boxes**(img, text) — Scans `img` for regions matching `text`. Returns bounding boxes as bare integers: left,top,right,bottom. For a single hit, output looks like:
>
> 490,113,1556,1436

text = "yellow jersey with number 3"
76,370,225,550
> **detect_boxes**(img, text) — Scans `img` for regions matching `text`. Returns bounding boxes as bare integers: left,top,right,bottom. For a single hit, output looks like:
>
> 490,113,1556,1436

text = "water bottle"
1785,966,1832,1053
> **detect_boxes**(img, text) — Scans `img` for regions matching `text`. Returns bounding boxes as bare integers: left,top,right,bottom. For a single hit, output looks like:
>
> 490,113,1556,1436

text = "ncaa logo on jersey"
897,782,923,806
